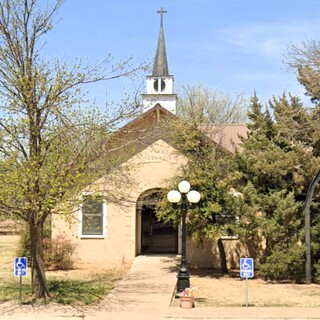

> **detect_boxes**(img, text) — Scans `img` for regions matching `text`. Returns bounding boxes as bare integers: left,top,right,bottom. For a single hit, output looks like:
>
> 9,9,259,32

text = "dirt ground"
190,271,320,307
48,266,320,308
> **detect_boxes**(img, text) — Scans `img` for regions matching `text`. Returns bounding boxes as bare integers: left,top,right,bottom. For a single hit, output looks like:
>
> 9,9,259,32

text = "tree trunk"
30,220,50,298
217,238,228,274
304,169,320,284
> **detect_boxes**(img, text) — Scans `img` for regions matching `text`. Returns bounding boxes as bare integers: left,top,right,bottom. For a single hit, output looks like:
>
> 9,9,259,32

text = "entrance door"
141,205,178,254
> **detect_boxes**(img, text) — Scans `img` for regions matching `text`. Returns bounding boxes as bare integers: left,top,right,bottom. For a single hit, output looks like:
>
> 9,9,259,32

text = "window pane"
82,195,104,235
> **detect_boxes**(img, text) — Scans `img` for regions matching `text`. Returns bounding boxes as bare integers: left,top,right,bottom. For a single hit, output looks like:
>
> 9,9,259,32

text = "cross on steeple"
157,7,167,26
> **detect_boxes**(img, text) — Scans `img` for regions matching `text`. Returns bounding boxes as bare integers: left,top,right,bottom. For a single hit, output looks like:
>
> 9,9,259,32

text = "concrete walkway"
85,254,179,320
1,255,320,319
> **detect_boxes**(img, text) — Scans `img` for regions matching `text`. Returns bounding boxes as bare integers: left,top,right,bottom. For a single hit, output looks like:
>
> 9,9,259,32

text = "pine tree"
234,93,320,282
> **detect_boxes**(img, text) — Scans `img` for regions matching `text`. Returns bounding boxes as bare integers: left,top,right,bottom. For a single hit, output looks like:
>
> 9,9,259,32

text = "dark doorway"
141,204,178,254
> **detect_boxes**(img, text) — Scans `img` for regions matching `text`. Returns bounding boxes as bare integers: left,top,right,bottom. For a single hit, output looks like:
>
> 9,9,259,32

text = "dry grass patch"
190,271,320,307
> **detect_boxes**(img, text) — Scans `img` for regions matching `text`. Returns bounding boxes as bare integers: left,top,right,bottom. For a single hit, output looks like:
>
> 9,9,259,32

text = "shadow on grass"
0,282,32,303
0,272,122,306
48,278,106,305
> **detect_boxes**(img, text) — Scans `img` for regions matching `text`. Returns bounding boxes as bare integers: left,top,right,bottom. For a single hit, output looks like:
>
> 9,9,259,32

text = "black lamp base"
176,271,190,294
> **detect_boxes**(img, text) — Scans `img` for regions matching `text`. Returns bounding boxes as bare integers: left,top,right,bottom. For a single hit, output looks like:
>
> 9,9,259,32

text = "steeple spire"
142,8,177,114
153,8,169,77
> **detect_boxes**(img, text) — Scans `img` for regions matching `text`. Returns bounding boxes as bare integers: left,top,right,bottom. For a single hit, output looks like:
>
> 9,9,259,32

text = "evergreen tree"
158,119,237,240
234,93,320,282
157,93,246,274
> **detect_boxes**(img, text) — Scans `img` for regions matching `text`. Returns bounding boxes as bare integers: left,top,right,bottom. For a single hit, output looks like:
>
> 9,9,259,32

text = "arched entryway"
136,189,178,254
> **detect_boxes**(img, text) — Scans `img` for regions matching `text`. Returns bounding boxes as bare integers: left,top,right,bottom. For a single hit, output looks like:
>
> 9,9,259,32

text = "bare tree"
177,84,248,124
286,40,320,103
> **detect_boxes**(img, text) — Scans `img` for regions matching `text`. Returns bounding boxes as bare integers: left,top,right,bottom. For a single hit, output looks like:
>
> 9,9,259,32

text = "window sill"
80,235,106,239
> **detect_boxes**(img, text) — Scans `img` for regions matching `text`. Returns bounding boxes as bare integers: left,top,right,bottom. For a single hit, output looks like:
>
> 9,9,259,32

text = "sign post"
14,257,27,304
240,258,254,307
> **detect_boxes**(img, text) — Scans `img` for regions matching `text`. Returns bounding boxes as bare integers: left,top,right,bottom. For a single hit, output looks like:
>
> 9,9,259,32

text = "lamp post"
167,180,201,295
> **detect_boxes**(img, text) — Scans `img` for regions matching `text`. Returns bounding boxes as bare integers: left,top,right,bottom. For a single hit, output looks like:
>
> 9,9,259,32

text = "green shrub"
258,245,305,283
16,225,31,262
314,261,320,284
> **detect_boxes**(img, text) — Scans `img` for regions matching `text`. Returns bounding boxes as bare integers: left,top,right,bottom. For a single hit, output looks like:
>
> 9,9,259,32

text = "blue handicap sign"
14,257,27,277
240,258,254,278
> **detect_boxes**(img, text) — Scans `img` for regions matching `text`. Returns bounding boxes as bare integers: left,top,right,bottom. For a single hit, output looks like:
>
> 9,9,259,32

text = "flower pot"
180,296,194,309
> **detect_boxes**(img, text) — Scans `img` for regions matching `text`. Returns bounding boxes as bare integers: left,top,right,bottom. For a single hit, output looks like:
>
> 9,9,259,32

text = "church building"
52,9,250,270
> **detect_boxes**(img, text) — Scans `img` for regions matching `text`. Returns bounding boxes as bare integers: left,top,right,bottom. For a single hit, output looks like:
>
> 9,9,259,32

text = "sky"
43,0,320,108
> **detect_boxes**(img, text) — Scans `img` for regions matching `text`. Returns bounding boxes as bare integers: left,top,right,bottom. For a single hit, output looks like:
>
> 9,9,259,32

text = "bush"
314,261,320,284
16,225,31,262
258,245,305,283
44,235,78,270
16,221,52,263
17,224,77,271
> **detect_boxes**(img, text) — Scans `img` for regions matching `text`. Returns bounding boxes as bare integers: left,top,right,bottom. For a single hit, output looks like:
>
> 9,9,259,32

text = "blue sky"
44,0,320,107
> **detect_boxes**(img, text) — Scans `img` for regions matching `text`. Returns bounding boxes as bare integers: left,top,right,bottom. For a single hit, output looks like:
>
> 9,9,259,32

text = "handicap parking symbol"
240,258,254,278
14,257,27,277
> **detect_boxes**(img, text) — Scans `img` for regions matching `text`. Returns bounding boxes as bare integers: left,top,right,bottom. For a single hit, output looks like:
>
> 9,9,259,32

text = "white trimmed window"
79,193,107,238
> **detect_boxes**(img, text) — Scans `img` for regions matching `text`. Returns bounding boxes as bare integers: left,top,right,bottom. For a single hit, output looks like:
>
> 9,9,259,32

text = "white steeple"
142,8,177,114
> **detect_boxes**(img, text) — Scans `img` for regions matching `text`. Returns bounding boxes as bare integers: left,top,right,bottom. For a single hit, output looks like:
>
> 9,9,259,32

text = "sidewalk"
85,254,179,320
1,255,320,319
165,307,320,319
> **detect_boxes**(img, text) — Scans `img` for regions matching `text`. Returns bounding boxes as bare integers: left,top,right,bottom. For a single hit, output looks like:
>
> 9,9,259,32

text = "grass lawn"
0,235,124,305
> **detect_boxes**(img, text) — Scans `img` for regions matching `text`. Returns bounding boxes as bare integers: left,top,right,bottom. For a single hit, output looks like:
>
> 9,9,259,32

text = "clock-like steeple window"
153,79,158,92
161,79,166,91
153,79,166,92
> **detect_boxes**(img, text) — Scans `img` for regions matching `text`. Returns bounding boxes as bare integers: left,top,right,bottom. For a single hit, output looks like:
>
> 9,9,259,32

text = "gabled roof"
104,104,176,163
119,103,176,132
106,104,248,160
